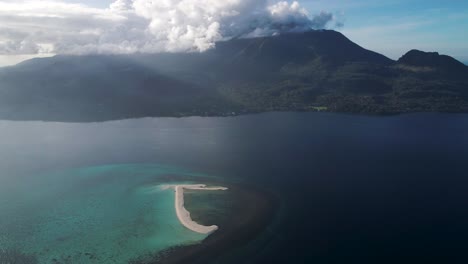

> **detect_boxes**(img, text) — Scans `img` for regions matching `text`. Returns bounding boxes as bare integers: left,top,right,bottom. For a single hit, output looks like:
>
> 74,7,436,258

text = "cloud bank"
0,0,342,55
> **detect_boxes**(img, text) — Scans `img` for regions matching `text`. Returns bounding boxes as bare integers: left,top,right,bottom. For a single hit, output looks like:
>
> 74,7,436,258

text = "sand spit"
163,184,228,234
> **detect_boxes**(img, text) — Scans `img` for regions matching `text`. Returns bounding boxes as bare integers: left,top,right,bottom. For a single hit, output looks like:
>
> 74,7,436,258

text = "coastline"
3,109,468,124
168,184,228,234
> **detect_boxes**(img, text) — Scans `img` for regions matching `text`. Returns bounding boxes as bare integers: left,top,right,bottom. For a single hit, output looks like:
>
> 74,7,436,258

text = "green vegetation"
0,30,467,121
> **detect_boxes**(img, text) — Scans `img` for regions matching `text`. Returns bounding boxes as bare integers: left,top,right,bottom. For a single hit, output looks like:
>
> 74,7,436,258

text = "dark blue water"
1,112,468,263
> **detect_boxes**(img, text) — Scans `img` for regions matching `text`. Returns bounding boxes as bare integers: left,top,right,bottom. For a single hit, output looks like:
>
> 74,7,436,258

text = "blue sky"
60,0,468,60
302,0,468,61
0,0,467,66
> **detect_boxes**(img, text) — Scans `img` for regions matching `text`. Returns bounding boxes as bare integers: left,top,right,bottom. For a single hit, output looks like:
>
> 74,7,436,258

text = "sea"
1,112,468,263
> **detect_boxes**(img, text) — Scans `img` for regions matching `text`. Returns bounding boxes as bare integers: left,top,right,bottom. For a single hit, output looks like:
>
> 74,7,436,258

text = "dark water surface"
1,112,468,263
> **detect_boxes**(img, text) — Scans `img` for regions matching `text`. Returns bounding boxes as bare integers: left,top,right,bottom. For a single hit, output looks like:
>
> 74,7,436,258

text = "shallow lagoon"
0,165,210,263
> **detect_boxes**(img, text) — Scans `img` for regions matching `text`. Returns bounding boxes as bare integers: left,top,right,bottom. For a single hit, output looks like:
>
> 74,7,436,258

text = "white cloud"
0,0,340,55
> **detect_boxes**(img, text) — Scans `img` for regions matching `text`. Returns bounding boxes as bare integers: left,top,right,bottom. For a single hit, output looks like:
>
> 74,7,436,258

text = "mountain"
0,55,231,121
397,50,467,76
0,30,467,121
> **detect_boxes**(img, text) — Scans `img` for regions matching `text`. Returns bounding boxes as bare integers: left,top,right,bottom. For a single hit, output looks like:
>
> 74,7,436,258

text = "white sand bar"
163,184,228,234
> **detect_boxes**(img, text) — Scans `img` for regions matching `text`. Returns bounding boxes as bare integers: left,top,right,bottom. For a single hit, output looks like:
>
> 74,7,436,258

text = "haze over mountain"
0,30,467,121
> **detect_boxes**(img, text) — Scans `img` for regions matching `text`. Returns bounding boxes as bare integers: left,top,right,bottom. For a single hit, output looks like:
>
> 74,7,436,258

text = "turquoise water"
0,164,208,263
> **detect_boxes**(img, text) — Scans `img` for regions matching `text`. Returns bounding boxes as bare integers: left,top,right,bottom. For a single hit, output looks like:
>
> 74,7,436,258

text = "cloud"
0,0,341,55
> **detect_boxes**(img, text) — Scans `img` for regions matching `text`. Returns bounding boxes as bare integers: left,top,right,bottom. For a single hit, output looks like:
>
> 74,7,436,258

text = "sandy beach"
164,184,228,234
149,182,278,264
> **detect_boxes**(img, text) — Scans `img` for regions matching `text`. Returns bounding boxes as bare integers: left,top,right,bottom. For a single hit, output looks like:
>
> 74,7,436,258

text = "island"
1,30,467,122
142,182,278,264
162,184,228,234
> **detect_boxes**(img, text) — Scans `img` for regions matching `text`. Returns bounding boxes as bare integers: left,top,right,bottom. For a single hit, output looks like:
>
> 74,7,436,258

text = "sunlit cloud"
0,0,342,55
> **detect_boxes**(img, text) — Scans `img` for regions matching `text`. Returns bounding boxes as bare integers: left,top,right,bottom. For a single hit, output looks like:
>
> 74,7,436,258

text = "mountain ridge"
0,30,467,121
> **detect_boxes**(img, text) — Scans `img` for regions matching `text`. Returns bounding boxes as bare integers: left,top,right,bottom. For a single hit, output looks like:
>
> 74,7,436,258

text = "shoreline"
164,184,228,234
2,110,464,123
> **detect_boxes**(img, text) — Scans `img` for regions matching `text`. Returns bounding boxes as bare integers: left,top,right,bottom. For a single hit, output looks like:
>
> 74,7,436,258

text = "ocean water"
0,164,208,263
1,112,468,263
